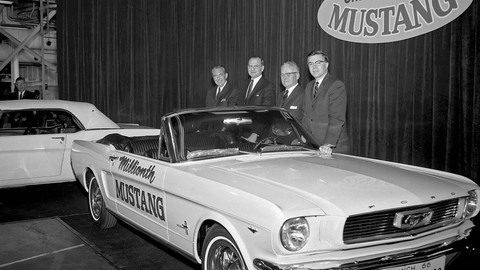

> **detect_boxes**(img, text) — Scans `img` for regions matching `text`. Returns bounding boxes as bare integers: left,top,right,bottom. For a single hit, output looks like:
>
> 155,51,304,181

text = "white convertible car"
70,107,479,270
0,100,159,188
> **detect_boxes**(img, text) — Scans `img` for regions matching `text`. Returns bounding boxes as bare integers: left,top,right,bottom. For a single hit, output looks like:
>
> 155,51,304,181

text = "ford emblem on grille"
393,208,433,229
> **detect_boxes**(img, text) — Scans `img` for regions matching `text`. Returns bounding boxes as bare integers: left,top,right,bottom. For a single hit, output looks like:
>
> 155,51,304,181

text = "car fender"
71,140,118,208
192,209,270,269
342,153,478,188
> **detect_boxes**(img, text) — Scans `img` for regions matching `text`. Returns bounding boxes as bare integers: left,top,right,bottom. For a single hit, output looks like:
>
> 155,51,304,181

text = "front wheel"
88,174,117,229
201,224,246,270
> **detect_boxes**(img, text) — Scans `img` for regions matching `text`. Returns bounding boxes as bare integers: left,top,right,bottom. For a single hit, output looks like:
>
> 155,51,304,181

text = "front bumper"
253,228,473,270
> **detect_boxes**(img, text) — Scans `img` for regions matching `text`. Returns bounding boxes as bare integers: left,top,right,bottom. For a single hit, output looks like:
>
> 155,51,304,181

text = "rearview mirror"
223,117,253,125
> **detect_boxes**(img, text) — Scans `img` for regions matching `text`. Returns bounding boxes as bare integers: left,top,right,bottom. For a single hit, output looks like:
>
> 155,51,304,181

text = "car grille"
343,198,462,244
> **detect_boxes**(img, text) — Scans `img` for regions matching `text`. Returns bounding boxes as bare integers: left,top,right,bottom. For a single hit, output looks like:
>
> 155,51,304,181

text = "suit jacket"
243,77,276,106
205,82,241,107
301,73,350,153
276,84,305,121
9,90,37,100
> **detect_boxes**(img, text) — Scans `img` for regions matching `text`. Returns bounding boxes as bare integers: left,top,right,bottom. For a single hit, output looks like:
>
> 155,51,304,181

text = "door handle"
51,136,65,142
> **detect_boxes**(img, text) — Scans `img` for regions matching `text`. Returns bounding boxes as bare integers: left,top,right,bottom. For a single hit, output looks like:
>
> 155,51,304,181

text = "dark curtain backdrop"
57,0,480,184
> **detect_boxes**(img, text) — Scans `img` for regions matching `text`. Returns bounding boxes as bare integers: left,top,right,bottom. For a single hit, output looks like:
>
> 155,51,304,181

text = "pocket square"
221,98,227,102
290,106,298,109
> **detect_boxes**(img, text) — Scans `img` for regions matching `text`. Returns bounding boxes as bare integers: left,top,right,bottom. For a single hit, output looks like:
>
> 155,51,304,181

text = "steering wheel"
254,136,276,150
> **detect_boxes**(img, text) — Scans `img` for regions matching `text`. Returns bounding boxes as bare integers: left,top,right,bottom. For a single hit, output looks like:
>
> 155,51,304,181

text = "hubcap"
208,244,244,270
89,180,102,220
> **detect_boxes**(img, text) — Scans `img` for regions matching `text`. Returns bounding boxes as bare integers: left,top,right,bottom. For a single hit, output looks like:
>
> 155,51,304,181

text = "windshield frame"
162,107,320,162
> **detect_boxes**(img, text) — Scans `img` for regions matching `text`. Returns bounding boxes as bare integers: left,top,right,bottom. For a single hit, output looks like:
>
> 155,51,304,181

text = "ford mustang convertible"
70,107,479,270
0,100,159,188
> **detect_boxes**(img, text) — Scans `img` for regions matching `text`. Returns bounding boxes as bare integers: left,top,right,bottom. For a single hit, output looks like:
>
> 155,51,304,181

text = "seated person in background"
0,112,12,128
11,112,28,128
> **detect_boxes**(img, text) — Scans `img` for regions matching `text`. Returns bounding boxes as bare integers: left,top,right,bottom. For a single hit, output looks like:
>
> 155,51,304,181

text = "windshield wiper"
260,145,306,152
186,148,240,160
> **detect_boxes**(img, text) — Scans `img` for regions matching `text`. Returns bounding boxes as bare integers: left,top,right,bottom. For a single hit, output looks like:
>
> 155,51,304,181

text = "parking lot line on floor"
0,217,117,269
0,244,85,268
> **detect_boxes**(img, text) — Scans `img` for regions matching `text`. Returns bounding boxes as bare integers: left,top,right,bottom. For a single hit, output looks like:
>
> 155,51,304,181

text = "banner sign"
318,0,473,43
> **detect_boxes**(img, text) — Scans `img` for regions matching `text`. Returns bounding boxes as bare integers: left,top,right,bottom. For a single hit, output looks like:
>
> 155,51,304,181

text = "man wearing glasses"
277,61,304,121
302,50,350,155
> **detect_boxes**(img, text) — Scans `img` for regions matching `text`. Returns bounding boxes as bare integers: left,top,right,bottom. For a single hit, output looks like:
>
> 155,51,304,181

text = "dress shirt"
285,83,298,98
315,75,326,89
249,75,262,94
216,83,225,97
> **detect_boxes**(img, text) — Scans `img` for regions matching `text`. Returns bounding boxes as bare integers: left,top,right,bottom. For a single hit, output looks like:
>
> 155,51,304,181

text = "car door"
0,109,66,187
107,138,168,240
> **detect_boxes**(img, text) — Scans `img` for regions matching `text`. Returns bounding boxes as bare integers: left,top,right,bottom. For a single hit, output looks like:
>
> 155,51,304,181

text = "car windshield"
169,109,319,161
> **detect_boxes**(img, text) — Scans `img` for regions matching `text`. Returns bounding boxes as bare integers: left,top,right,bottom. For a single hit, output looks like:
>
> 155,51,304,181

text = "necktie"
245,80,253,100
216,87,221,99
281,90,288,106
20,92,24,99
314,81,320,98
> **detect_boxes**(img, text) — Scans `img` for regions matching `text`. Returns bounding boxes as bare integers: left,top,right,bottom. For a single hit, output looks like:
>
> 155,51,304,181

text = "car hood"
180,152,473,217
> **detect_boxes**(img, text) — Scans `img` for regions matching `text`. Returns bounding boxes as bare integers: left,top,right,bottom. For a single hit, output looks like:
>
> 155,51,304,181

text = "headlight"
465,190,480,218
280,217,310,251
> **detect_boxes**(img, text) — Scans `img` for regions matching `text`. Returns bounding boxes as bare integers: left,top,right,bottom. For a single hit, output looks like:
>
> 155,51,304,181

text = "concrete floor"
0,182,479,269
0,218,116,269
0,182,198,270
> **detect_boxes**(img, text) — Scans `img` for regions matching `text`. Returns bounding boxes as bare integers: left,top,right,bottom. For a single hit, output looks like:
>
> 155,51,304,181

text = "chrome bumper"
253,231,473,270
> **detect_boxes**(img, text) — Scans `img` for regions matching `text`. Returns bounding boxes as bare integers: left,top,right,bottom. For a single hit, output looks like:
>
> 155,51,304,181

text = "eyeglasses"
307,60,327,67
280,72,298,77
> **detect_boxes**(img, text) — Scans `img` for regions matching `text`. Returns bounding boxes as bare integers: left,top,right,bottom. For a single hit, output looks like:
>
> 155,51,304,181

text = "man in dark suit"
206,65,241,107
277,61,304,121
302,51,350,155
9,77,37,100
243,56,276,106
242,56,277,142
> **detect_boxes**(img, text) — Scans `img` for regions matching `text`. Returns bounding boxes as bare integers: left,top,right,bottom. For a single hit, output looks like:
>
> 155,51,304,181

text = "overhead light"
0,1,13,5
